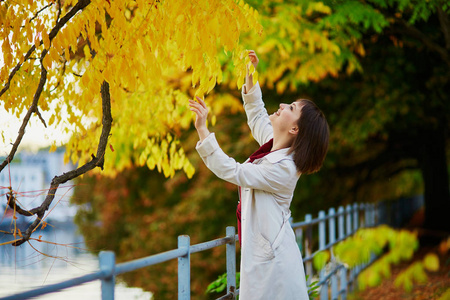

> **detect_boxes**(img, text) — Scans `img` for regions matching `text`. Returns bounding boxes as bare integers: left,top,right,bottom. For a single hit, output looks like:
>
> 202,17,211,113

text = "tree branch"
437,6,450,50
0,56,48,173
12,80,112,246
34,106,47,128
393,18,450,67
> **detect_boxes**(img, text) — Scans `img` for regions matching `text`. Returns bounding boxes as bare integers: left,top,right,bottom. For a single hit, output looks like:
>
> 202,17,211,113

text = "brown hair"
288,99,330,174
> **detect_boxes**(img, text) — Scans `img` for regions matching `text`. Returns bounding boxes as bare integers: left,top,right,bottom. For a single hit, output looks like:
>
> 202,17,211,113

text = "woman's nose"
280,103,286,109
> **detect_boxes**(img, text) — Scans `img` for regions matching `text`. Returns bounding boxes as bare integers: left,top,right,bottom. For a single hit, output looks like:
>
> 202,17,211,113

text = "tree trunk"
418,125,450,232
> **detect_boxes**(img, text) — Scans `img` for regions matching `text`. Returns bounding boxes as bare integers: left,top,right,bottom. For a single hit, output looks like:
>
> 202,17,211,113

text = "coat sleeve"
242,82,273,146
196,133,296,194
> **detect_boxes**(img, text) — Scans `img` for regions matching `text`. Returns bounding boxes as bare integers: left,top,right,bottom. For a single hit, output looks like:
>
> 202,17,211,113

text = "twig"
12,81,113,246
29,3,54,23
56,0,62,23
35,106,47,128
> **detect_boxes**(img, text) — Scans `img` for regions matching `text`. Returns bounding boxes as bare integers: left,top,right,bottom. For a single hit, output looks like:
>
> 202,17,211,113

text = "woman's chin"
269,114,275,122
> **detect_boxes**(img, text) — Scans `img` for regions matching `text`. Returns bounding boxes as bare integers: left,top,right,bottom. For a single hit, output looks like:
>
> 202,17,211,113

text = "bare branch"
6,193,33,217
29,3,54,24
12,81,113,246
34,106,47,128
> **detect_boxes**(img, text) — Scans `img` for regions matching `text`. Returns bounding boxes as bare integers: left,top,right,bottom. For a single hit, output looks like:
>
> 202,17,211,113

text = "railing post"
178,235,190,300
226,226,236,298
351,203,359,292
338,206,345,241
360,203,366,228
328,208,336,245
318,210,327,300
99,251,115,300
304,214,313,285
346,205,352,237
353,203,359,233
370,203,375,226
340,266,347,300
338,206,347,299
328,208,338,300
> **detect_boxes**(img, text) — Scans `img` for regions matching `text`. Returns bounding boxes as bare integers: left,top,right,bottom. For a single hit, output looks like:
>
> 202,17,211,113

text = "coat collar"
249,148,293,164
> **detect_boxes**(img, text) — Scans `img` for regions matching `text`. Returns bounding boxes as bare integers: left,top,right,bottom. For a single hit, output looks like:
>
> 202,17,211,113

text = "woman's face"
269,101,302,133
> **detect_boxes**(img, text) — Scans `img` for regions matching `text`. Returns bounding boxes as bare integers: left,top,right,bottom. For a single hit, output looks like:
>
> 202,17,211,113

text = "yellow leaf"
423,253,439,272
50,143,57,153
183,161,195,179
42,31,50,49
34,35,40,49
313,250,330,271
42,55,52,70
237,75,244,89
253,71,259,85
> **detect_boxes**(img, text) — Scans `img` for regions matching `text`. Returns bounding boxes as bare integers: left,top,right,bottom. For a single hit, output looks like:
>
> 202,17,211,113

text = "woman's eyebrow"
292,102,297,110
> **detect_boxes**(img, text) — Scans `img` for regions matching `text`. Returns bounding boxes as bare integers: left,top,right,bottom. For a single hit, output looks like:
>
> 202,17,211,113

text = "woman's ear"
289,126,299,135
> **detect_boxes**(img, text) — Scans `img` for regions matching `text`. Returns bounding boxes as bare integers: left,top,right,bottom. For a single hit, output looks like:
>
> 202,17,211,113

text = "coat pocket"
252,231,275,262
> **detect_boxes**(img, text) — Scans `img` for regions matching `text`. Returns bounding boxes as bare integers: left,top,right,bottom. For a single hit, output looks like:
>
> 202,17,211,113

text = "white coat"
196,82,309,299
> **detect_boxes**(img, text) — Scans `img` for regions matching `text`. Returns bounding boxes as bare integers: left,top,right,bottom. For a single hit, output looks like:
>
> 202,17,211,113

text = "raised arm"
242,51,273,146
188,97,296,194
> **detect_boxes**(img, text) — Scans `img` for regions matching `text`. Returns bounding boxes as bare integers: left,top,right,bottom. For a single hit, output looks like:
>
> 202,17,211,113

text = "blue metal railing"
1,196,423,300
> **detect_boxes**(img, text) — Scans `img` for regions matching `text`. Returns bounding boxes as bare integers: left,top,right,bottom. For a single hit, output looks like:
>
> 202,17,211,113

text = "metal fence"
291,195,423,300
1,196,423,300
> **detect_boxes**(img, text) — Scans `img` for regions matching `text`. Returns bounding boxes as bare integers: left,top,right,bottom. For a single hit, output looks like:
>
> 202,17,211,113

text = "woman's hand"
248,50,259,69
189,96,211,142
245,50,259,93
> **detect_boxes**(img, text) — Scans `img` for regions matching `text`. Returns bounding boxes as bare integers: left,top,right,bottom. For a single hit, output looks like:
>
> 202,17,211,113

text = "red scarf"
237,139,274,245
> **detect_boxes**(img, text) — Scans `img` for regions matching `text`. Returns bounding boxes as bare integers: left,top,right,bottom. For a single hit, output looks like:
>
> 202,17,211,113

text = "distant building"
0,148,77,225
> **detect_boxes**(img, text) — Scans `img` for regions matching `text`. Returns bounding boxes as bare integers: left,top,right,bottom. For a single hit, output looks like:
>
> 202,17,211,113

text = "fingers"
188,98,208,117
189,97,207,110
195,96,207,109
248,50,259,64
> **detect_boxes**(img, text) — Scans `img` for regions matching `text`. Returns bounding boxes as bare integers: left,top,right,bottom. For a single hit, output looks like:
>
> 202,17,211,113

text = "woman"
189,51,329,299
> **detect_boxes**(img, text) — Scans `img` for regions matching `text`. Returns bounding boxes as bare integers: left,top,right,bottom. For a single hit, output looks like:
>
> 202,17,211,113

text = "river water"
0,223,152,299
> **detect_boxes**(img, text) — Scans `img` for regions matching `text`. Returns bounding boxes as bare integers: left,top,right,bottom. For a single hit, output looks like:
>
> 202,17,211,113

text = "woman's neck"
271,136,293,151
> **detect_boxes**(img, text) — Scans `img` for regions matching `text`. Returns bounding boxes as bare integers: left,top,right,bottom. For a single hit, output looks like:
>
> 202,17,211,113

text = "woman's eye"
290,105,293,111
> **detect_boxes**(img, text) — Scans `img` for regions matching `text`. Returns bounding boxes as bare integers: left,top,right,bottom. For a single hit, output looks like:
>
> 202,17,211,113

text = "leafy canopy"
1,0,261,177
1,0,395,179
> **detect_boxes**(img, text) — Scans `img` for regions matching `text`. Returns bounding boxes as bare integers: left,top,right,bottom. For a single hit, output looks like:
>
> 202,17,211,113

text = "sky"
0,108,71,156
